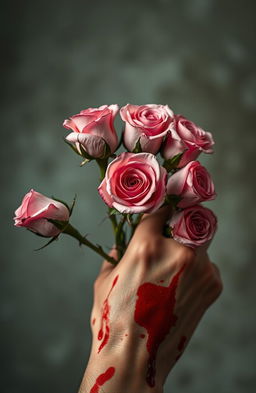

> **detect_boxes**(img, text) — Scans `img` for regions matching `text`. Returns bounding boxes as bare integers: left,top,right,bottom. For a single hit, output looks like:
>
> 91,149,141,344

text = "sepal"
163,152,184,172
51,195,77,217
132,138,143,153
164,194,182,209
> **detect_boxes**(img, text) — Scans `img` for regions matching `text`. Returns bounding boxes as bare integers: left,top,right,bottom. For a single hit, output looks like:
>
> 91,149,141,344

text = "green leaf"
132,138,143,153
163,152,184,172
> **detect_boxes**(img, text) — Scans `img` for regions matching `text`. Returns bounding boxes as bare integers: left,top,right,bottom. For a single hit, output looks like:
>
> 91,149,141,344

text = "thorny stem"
63,223,118,265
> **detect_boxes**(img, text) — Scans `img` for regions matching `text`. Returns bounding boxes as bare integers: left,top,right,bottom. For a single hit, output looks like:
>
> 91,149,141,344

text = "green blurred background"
2,0,256,392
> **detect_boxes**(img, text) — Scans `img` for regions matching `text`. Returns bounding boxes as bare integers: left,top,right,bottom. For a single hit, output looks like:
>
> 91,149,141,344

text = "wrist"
79,341,164,393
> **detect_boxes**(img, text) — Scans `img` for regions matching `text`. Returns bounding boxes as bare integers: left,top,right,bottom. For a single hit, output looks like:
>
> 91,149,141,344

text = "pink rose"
14,189,70,237
120,104,174,154
98,152,167,214
169,205,217,248
63,104,119,158
162,115,214,167
167,161,216,208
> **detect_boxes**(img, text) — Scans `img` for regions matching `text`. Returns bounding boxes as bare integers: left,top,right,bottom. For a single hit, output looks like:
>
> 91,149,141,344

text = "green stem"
115,215,127,260
96,158,109,181
108,208,118,233
63,223,118,265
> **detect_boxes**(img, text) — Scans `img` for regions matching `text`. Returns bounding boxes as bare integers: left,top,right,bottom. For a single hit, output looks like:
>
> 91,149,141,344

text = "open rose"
169,205,217,248
98,152,167,214
14,190,70,237
167,161,216,208
162,115,214,167
120,104,174,154
63,104,119,158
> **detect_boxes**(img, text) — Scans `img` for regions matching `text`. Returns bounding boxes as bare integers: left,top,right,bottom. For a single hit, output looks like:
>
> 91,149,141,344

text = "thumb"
136,205,173,237
98,246,118,277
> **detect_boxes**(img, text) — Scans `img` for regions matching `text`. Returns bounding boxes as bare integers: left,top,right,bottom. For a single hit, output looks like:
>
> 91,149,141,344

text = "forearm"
79,340,163,393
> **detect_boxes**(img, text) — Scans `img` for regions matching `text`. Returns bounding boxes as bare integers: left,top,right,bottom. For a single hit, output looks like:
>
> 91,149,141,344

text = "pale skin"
79,207,223,393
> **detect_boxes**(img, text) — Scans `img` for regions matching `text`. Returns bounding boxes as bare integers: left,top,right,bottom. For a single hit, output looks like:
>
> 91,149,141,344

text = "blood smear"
134,265,185,387
90,367,115,393
97,275,119,353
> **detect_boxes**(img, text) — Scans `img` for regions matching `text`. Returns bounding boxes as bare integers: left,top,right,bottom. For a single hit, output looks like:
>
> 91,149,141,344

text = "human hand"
79,207,222,393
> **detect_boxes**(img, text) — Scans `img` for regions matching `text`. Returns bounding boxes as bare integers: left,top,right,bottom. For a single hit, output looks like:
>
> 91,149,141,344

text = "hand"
79,207,223,393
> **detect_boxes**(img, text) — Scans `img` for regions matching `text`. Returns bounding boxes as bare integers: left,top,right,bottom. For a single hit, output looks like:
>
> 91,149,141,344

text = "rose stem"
115,215,127,260
96,158,109,181
62,223,118,265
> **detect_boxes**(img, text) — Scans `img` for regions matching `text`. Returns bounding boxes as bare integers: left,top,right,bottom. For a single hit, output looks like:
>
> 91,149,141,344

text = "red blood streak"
97,275,119,353
159,280,164,283
90,367,115,393
92,318,96,326
134,265,185,387
140,334,146,338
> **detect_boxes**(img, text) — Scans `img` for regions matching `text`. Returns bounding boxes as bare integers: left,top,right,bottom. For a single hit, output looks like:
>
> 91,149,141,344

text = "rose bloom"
169,205,217,248
98,152,167,214
63,104,119,158
162,115,214,167
167,161,216,208
14,189,70,237
120,104,174,154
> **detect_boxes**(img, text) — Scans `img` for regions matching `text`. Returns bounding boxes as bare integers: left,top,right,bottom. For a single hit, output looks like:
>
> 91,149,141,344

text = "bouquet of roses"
14,104,217,265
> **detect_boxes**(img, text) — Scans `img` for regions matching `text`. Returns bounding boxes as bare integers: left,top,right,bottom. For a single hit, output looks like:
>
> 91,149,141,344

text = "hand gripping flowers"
14,103,217,263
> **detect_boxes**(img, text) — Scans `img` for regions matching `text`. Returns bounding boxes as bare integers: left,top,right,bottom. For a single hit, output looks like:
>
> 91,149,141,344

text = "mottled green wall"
2,0,256,392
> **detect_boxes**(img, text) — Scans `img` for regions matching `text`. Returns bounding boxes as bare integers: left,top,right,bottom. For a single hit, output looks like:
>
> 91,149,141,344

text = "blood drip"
134,265,185,387
90,367,115,393
92,318,96,325
97,275,119,353
140,334,146,339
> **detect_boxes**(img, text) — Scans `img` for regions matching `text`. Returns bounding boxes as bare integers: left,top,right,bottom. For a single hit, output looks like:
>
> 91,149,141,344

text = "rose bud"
63,104,119,158
120,104,174,154
169,205,217,248
162,115,214,168
98,152,167,214
167,161,216,208
14,189,70,237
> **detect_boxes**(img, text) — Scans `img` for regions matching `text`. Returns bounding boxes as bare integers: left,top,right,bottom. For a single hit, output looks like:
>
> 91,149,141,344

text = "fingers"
98,247,118,276
136,205,173,237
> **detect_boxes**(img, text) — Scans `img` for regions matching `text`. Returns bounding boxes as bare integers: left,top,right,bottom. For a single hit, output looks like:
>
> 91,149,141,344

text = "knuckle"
133,238,161,264
177,246,196,267
205,265,223,303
